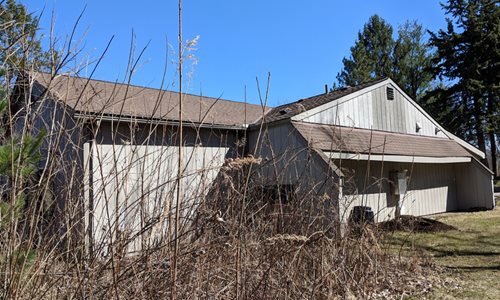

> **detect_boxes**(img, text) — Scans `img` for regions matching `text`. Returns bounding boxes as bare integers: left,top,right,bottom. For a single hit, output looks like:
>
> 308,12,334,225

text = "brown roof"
263,78,387,123
31,72,268,127
293,122,472,158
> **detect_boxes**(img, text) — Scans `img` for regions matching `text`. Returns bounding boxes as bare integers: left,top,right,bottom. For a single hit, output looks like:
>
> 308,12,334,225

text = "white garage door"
85,143,229,256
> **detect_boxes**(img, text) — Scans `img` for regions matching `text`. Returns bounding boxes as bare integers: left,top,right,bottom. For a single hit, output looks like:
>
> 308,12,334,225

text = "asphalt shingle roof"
31,72,269,127
293,122,472,158
263,78,388,123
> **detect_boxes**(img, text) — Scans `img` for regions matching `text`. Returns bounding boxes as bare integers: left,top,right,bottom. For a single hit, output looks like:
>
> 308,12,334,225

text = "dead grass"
386,198,500,299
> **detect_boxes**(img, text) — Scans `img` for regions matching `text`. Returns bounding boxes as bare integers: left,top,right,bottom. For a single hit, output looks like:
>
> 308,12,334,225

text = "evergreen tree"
393,21,434,100
337,15,434,102
337,15,394,87
0,0,48,225
428,0,499,173
0,0,47,81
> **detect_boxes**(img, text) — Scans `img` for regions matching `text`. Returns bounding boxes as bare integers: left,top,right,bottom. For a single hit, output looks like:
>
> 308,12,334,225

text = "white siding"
298,84,447,138
88,144,229,255
247,123,338,189
456,159,495,210
339,160,458,223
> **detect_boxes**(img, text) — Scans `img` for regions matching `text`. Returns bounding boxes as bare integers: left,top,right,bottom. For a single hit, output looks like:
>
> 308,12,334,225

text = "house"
16,73,494,252
248,78,495,223
16,72,266,253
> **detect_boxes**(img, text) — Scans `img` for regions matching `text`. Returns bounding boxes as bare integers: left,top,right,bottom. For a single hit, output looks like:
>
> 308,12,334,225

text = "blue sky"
22,1,447,106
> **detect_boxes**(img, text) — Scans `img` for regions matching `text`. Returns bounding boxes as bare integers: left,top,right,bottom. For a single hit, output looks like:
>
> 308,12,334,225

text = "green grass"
386,199,500,299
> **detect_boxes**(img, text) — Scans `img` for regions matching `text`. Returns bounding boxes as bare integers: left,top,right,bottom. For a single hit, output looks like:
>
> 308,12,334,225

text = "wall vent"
386,86,395,100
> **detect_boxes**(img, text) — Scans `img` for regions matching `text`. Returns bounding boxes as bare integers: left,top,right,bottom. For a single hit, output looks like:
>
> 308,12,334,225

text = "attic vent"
386,86,395,100
279,107,293,115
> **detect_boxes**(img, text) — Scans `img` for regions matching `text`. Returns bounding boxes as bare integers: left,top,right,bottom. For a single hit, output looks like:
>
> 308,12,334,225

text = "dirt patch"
378,215,457,232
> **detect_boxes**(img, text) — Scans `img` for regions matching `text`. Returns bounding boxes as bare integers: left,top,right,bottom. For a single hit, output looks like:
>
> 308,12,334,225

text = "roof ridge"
262,77,390,123
299,77,389,102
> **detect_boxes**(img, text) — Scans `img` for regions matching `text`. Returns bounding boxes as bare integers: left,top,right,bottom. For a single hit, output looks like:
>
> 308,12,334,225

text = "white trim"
74,112,248,130
292,78,485,159
325,151,472,164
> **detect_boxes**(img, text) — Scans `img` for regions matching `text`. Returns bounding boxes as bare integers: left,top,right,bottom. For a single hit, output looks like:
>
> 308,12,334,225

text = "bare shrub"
0,2,435,299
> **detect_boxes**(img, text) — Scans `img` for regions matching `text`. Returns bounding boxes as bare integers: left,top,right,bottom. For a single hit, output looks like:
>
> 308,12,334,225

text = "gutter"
325,152,472,164
74,112,249,131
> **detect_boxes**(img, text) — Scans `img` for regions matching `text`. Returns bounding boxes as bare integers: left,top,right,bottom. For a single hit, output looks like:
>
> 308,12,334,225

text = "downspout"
84,123,94,257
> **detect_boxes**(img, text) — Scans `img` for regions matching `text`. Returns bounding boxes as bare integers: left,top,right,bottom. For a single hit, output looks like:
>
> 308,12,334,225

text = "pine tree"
428,0,499,173
337,15,434,102
0,0,48,226
0,0,47,80
393,21,434,100
337,15,394,87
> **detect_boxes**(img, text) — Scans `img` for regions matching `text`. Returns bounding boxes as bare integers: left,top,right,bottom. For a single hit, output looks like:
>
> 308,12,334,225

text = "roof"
30,72,268,127
262,78,388,123
293,122,472,158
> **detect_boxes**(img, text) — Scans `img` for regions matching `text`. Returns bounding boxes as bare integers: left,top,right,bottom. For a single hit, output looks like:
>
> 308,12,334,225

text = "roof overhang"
442,130,485,159
74,112,248,130
325,151,472,164
290,78,485,159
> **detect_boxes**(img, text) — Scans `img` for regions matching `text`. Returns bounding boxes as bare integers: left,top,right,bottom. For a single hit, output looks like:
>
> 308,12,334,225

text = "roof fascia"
325,151,471,164
74,112,248,130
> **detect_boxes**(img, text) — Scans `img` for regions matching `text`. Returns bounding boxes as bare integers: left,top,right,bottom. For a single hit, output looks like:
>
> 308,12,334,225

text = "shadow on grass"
444,265,500,272
388,235,500,258
426,232,500,248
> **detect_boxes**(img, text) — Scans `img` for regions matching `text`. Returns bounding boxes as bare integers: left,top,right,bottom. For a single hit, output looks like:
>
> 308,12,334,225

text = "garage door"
85,143,229,256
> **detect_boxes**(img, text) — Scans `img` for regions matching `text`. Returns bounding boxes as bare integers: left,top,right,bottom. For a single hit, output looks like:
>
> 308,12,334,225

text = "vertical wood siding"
300,84,447,138
455,160,495,210
88,143,229,255
247,124,341,230
339,160,459,223
247,123,338,190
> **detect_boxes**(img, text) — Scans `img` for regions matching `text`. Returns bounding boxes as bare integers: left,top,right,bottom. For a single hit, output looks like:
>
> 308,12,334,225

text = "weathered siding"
89,143,229,254
340,160,459,222
456,159,495,210
247,123,338,191
247,124,341,229
298,83,447,138
15,91,87,248
86,121,239,254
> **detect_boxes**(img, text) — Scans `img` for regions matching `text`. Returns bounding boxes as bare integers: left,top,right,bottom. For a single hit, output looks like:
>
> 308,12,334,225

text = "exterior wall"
297,83,448,138
247,123,338,192
14,90,84,183
14,88,86,248
456,159,495,210
247,123,341,230
340,159,459,222
86,121,240,255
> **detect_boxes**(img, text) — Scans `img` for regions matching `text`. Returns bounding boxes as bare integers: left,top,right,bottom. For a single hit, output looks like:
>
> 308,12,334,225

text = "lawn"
386,198,500,299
